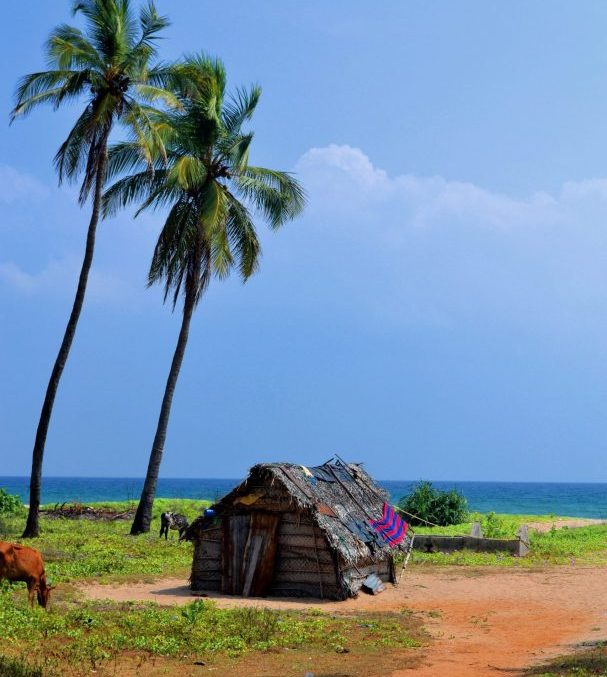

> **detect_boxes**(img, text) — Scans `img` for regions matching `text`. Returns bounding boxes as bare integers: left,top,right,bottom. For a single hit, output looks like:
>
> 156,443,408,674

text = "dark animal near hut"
160,512,189,540
0,541,54,608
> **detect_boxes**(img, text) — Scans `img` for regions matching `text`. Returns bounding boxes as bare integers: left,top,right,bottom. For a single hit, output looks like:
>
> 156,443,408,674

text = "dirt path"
527,517,607,532
80,566,607,676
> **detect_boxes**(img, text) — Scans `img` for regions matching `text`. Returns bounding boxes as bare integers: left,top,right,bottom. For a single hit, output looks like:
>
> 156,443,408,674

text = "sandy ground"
80,565,607,676
527,517,607,532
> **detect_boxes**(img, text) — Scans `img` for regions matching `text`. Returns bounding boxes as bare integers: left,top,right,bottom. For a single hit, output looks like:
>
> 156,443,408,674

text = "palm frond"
11,70,90,121
148,197,203,305
102,168,168,217
137,1,169,54
168,155,207,191
53,104,97,183
105,141,149,182
78,92,116,202
73,0,137,66
224,191,260,279
133,84,181,109
222,85,261,134
123,2,169,74
210,219,233,280
219,132,253,172
171,54,226,105
122,99,170,170
236,166,306,229
46,24,103,70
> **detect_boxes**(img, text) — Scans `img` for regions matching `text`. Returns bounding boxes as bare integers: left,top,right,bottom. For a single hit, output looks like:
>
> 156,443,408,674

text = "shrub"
482,511,510,538
0,489,24,516
398,481,468,527
0,655,45,677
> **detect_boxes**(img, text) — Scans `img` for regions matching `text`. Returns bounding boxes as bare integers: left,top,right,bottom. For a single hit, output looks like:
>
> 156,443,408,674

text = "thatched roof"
186,459,412,566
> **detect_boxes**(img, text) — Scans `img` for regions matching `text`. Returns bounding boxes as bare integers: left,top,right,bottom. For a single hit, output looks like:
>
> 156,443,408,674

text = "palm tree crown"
105,55,305,304
12,0,176,202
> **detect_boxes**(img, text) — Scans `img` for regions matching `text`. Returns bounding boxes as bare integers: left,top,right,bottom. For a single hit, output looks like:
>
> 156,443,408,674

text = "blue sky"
3,1,607,481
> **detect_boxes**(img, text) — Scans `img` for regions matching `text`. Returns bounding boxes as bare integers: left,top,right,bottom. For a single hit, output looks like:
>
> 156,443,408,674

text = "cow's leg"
27,580,36,608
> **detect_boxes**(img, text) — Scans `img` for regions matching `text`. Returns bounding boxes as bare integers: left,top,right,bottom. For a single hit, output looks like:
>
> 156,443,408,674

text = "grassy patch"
0,655,45,677
0,591,425,675
0,499,206,583
523,643,607,676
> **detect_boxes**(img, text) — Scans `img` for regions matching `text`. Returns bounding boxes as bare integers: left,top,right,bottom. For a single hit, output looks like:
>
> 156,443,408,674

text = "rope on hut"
396,508,442,529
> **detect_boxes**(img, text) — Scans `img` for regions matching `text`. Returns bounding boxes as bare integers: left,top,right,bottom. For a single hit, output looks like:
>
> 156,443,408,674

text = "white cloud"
0,164,49,204
296,144,564,229
0,257,130,304
288,144,607,335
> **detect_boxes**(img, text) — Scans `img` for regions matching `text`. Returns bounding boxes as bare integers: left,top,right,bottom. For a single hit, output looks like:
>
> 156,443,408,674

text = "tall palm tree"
12,0,176,538
104,56,306,534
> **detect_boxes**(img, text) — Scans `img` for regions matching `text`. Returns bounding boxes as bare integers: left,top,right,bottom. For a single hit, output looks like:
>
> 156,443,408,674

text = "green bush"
0,655,45,677
0,489,24,516
482,511,511,538
398,481,469,527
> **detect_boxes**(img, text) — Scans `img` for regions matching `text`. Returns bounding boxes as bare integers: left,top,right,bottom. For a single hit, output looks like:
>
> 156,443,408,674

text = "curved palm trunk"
130,284,197,535
22,138,109,539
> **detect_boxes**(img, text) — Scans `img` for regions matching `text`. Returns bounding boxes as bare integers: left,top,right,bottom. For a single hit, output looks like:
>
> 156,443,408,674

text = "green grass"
410,512,607,567
523,643,607,676
0,499,207,583
413,511,557,536
0,590,424,672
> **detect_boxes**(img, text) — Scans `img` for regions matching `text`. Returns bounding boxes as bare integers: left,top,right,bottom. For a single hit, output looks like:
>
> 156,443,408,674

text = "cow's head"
37,582,55,608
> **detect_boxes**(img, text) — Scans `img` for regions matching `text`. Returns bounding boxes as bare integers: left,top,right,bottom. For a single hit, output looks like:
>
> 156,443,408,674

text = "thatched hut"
184,459,413,600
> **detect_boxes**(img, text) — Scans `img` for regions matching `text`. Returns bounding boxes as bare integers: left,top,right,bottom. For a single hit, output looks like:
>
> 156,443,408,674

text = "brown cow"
0,541,54,608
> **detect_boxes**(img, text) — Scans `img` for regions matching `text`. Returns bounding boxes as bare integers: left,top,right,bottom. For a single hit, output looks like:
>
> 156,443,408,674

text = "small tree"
0,489,25,515
398,480,468,527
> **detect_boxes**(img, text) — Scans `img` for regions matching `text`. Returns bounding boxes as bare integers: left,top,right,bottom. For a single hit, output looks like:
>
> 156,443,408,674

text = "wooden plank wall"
190,525,221,591
268,511,341,599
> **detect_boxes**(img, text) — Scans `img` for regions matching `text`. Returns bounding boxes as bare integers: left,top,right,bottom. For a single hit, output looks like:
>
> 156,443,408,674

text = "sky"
3,1,607,482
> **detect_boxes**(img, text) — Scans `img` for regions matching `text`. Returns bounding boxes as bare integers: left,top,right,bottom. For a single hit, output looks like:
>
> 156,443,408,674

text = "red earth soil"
81,565,607,676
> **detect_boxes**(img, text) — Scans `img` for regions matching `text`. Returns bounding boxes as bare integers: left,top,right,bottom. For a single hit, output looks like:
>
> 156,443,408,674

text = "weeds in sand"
0,655,47,677
523,642,607,676
0,586,424,673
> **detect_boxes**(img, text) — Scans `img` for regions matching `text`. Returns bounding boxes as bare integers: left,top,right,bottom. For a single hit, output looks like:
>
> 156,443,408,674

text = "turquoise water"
2,476,607,518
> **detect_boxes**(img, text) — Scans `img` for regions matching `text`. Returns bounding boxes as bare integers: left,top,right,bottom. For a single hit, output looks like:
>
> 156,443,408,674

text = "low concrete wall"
413,534,529,557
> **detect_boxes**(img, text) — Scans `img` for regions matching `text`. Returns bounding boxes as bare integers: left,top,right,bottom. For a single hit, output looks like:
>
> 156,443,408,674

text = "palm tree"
103,56,306,534
12,0,177,538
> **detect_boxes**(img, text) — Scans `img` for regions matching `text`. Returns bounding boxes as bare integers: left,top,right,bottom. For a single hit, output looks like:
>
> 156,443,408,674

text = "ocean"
2,476,607,518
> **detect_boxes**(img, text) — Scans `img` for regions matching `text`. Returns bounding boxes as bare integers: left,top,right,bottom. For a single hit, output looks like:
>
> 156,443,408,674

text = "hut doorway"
221,512,280,596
